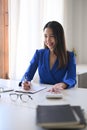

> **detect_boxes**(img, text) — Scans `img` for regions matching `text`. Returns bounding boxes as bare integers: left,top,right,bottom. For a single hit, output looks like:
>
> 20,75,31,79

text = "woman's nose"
47,36,50,42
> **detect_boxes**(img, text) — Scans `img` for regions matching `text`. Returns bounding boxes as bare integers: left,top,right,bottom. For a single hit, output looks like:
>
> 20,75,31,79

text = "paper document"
14,85,46,94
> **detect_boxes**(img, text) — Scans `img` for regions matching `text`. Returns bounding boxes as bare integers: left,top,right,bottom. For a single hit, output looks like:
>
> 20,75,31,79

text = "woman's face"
44,27,56,51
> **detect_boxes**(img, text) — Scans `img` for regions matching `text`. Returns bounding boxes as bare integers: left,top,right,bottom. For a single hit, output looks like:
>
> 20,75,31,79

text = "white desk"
0,79,87,130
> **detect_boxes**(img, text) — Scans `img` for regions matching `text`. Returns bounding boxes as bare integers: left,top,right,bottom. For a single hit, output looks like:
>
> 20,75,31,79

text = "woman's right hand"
22,81,31,90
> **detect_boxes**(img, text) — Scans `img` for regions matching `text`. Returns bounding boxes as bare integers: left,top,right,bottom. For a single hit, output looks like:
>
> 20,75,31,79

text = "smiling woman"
18,21,76,92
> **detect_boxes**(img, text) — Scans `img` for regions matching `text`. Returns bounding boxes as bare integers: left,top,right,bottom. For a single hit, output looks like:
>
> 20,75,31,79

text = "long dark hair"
43,21,68,68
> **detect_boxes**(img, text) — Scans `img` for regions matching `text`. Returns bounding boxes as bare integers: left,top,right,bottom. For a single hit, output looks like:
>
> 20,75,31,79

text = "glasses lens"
10,93,18,101
20,94,29,102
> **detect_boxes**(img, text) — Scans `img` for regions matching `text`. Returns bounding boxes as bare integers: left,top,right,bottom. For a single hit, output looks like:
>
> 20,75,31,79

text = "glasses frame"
9,92,33,102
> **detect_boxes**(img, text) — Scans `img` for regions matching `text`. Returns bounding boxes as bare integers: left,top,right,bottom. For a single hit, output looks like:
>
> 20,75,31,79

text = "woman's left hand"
48,83,67,93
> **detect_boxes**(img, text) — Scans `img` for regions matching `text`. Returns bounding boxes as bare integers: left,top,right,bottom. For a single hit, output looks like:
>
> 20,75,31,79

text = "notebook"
36,104,86,129
14,85,46,94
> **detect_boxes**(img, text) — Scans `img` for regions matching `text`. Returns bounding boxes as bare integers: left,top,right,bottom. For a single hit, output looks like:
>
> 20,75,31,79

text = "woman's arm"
62,52,76,88
48,52,76,92
19,50,39,88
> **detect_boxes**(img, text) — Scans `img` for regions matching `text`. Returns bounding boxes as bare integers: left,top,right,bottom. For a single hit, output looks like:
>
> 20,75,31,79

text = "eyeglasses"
9,93,33,103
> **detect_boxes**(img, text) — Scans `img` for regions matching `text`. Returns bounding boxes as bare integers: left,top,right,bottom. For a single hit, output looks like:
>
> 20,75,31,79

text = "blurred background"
0,0,87,80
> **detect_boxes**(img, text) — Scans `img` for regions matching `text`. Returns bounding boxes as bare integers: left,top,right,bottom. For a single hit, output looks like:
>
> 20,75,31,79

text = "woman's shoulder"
67,51,75,57
67,51,76,63
33,49,49,59
35,48,48,55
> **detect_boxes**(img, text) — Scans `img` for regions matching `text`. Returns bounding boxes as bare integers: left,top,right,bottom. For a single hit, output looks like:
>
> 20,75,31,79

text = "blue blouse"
20,49,76,88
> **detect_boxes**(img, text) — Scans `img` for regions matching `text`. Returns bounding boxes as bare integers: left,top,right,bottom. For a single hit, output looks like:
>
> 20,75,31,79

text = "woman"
19,21,76,92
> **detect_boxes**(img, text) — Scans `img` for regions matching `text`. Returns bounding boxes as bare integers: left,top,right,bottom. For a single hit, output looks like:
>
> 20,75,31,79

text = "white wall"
63,0,87,64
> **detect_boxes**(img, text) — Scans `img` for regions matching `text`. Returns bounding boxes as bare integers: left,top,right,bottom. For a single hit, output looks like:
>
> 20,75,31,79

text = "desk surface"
0,79,87,130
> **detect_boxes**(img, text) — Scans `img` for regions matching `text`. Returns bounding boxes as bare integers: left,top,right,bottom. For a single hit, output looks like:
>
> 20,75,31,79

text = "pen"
23,75,31,90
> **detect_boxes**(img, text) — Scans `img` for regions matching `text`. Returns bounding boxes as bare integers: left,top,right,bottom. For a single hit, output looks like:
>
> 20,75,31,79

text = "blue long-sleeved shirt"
20,49,76,88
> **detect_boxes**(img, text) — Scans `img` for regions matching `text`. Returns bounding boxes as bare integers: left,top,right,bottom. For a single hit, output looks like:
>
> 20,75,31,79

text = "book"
14,85,46,94
70,106,87,128
36,104,86,129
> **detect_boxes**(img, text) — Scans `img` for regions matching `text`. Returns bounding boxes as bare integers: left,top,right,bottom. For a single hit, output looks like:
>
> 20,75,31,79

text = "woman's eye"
44,35,54,38
44,35,47,38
